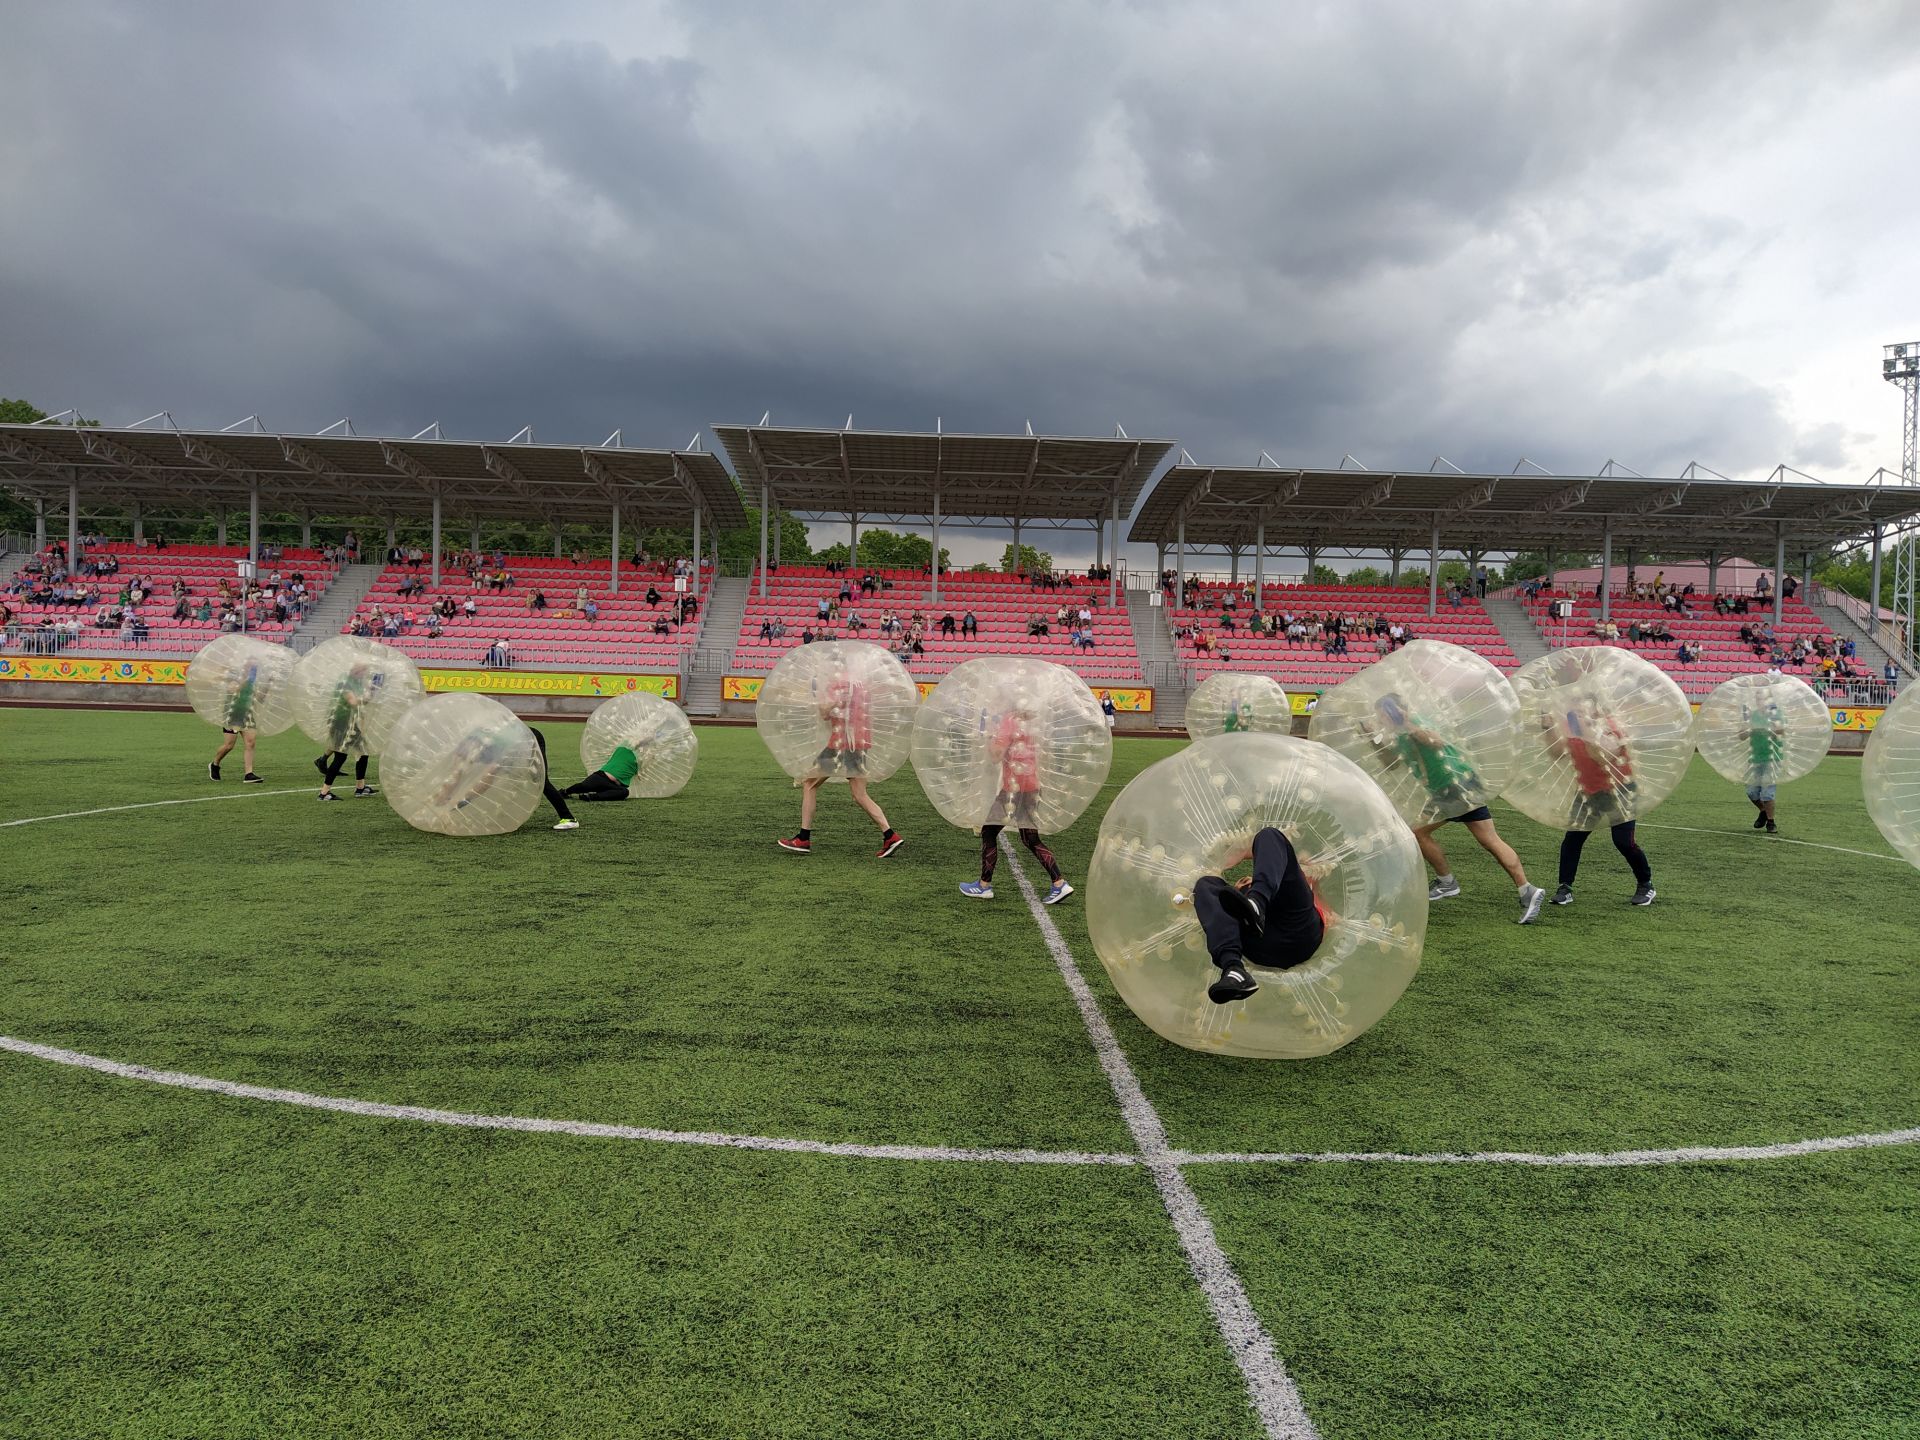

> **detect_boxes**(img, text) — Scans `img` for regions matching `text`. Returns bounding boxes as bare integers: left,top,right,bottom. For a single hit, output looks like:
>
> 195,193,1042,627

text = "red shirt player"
962,704,1072,905
780,658,902,857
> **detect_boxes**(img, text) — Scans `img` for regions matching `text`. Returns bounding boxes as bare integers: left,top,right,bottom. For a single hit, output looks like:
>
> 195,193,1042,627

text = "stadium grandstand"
5,416,1919,722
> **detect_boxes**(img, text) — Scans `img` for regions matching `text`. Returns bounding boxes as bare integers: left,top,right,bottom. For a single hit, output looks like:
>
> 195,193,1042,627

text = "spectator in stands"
1627,620,1642,646
381,613,400,639
817,595,832,620
801,626,817,644
527,589,547,611
939,613,956,636
574,584,589,610
645,583,662,608
1755,573,1772,599
485,639,512,667
427,615,445,639
463,596,478,617
652,615,672,637
1886,661,1900,695
759,618,776,642
1676,641,1696,667
1028,613,1048,637
1782,574,1798,600
846,611,865,632
1193,630,1214,655
583,598,599,623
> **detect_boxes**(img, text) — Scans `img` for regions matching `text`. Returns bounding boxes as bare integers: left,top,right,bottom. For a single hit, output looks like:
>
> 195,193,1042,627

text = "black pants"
1558,823,1651,888
530,729,575,821
1193,827,1324,970
320,752,369,785
563,771,630,802
981,825,1060,883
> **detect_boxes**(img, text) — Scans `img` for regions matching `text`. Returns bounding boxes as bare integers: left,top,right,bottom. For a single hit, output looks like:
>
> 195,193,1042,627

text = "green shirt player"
1222,698,1255,733
209,659,265,784
1745,702,1787,834
561,743,642,802
1370,692,1545,925
314,665,379,801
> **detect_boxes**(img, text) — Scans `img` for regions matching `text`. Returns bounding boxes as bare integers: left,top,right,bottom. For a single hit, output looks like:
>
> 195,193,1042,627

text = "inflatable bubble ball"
579,691,699,799
1692,672,1830,790
910,657,1112,833
1311,639,1522,829
1185,673,1292,739
1085,733,1427,1059
755,640,919,783
1863,685,1920,871
382,694,545,837
289,636,425,755
185,634,300,735
1502,645,1694,831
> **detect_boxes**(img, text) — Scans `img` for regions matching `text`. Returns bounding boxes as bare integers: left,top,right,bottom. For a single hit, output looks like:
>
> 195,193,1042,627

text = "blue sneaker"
1045,880,1075,905
959,881,994,900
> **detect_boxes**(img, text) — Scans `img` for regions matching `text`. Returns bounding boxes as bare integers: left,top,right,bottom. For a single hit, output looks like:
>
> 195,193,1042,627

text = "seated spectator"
846,611,865,631
817,596,832,620
1675,641,1695,666
961,611,978,637
759,619,775,642
1028,614,1048,637
939,613,955,636
583,598,599,622
801,626,817,644
652,615,672,636
485,639,512,667
1221,613,1236,631
646,583,662,607
427,616,445,638
574,585,589,610
462,596,478,617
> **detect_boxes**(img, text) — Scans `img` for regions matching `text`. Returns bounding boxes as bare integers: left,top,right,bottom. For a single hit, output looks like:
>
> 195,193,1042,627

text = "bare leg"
1413,823,1450,877
1761,797,1776,821
213,733,237,765
243,731,257,772
800,776,823,829
1464,818,1528,886
847,777,890,830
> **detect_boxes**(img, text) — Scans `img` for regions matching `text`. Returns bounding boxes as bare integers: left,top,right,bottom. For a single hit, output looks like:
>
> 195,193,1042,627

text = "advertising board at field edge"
0,655,677,700
722,674,1153,711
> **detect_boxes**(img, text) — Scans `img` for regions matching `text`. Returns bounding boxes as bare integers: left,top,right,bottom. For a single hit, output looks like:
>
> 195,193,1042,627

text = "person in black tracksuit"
1190,826,1327,1005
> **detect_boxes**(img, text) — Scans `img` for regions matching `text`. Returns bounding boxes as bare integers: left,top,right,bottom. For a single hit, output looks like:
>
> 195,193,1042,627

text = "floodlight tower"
1887,341,1919,670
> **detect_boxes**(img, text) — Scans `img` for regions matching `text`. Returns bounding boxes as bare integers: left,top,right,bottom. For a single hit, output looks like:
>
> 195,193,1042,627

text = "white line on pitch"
1174,1127,1920,1167
1637,820,1906,863
0,1036,1134,1167
1002,843,1320,1440
0,789,310,828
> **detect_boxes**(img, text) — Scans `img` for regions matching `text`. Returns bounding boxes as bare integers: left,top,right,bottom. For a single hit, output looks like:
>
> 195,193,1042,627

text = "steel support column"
1013,515,1022,573
1600,521,1612,623
1427,521,1440,618
248,487,260,566
1108,496,1121,608
68,478,79,567
1869,529,1882,640
217,508,227,546
930,489,942,605
1230,547,1240,584
610,506,621,595
1707,549,1719,597
132,502,143,547
430,493,442,589
1774,527,1786,628
1254,521,1266,600
691,503,702,600
301,510,312,549
34,498,46,551
758,483,770,597
1175,514,1186,599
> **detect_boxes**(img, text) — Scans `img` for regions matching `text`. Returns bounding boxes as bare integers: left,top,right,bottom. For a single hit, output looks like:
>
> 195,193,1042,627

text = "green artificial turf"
2,707,1917,1437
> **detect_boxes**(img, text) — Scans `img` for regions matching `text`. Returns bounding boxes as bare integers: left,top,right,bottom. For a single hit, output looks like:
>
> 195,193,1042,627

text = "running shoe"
1753,812,1769,829
1428,876,1462,901
1217,885,1264,933
354,785,379,797
553,819,580,831
1764,819,1777,834
1629,885,1657,907
777,835,811,853
1208,963,1259,1005
242,773,263,784
876,833,905,859
960,881,994,900
316,791,339,801
1551,884,1574,906
1517,884,1546,925
1045,880,1075,905
209,762,221,781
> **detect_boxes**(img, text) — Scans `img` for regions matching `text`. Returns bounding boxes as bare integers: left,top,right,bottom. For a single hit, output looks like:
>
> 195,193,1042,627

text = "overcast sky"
3,0,1917,566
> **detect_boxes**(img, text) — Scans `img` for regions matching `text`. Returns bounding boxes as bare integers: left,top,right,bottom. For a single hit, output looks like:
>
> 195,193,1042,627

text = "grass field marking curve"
0,1036,1137,1167
1637,820,1908,863
0,788,311,828
1172,1127,1920,1168
1002,844,1321,1440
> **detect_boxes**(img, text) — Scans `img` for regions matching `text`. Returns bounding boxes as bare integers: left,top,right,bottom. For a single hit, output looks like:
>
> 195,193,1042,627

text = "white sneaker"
553,819,580,831
1428,877,1462,901
1517,884,1545,925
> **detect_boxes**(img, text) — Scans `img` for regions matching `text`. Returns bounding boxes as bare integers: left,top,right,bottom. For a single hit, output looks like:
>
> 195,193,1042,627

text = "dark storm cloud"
2,0,1917,561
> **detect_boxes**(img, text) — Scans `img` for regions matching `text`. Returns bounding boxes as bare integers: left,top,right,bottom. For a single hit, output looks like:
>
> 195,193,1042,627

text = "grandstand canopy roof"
713,424,1175,524
0,424,745,530
1130,462,1920,555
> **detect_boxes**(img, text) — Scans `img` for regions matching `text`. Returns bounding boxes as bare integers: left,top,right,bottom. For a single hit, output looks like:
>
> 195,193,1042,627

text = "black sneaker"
242,773,263,784
1764,819,1776,834
1216,886,1265,936
354,785,379,797
1629,885,1657,907
1551,885,1574,906
1753,812,1768,830
209,762,221,781
1208,963,1259,1005
317,791,339,801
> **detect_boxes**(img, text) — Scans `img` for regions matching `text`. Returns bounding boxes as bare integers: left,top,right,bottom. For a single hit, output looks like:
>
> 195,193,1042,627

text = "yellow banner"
0,656,191,684
1828,706,1884,732
725,674,1152,712
1290,691,1318,715
420,668,677,699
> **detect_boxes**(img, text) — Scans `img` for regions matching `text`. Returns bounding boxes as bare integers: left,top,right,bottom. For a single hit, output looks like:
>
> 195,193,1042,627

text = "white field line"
1002,843,1319,1440
0,1036,1134,1167
1173,1128,1920,1168
0,789,310,827
1637,820,1907,864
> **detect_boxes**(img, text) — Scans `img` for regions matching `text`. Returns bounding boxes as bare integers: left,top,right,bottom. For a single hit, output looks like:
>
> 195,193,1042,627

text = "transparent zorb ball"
382,694,544,837
290,636,425,755
1185,673,1292,739
1502,646,1694,831
579,691,698,799
755,640,919,782
1312,639,1522,828
1692,673,1829,789
184,634,299,735
910,658,1112,833
1085,733,1427,1059
1863,685,1920,871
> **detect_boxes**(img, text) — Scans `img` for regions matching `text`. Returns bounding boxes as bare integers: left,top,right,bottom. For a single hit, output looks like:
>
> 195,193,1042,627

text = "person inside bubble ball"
777,664,903,857
314,663,378,801
1187,826,1332,1005
209,659,267,784
1369,692,1546,923
959,699,1072,905
560,742,642,803
1743,700,1787,834
1221,696,1256,733
1549,704,1655,907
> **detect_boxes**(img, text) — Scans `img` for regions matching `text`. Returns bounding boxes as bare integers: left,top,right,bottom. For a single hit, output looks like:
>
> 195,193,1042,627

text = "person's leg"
1557,830,1590,891
799,776,821,831
1464,818,1528,887
847,777,891,832
242,731,257,776
1414,823,1453,881
1018,828,1063,883
1191,876,1248,965
211,731,236,776
318,750,348,796
1612,821,1653,893
979,825,1003,884
353,755,372,792
574,772,630,801
531,729,576,824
